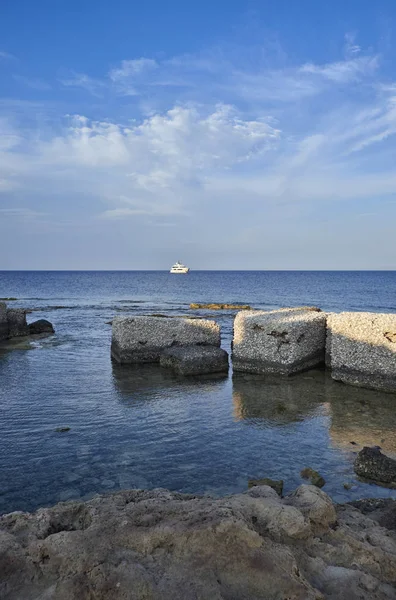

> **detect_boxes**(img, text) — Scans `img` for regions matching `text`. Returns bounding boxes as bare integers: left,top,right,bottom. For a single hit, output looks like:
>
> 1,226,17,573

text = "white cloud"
1,33,395,240
344,32,361,56
109,58,158,81
299,55,379,83
108,58,158,95
59,72,106,97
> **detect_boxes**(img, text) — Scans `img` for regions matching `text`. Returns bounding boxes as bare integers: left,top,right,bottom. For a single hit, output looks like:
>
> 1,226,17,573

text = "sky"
1,0,396,270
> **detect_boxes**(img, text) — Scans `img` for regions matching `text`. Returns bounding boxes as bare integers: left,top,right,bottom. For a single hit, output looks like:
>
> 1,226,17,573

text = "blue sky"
1,0,396,269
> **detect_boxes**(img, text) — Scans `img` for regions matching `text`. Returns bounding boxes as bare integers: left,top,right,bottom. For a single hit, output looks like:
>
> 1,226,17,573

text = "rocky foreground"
1,485,396,599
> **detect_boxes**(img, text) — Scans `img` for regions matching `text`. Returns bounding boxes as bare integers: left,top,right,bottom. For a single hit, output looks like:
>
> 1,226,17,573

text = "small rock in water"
55,426,70,433
248,478,283,496
350,441,357,446
300,467,325,488
343,482,353,490
28,319,55,335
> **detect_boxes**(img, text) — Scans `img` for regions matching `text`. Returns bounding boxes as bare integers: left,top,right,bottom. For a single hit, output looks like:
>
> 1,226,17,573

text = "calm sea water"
1,270,396,514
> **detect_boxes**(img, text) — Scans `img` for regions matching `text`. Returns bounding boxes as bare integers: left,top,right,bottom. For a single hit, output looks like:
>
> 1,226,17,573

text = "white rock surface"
327,312,396,392
232,307,326,375
111,316,221,364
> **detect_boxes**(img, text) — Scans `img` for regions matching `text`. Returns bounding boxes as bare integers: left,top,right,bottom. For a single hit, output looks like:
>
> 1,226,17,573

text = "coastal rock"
111,316,220,364
160,345,229,375
6,308,28,337
0,302,8,341
1,485,396,600
28,319,55,335
354,446,396,486
327,312,396,392
285,485,336,533
232,307,326,375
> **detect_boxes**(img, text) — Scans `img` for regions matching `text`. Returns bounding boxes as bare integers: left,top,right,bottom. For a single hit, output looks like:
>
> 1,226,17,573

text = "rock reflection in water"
326,376,396,457
232,370,328,425
233,368,396,459
112,362,228,405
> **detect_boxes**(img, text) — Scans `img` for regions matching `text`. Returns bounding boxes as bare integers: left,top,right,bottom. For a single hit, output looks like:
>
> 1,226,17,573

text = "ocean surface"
1,270,396,515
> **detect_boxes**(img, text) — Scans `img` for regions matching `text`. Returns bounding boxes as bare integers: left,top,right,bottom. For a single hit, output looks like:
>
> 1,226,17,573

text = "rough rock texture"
349,498,396,531
1,485,396,600
355,447,396,486
232,307,326,375
111,316,221,364
0,302,8,340
160,345,229,375
327,312,396,392
28,319,55,335
6,308,28,337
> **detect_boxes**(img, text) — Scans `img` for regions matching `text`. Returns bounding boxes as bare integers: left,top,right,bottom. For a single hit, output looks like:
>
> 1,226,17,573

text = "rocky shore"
0,301,54,342
1,483,396,599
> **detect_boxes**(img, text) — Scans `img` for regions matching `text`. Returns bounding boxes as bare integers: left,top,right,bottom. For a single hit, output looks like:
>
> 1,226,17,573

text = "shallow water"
1,270,396,514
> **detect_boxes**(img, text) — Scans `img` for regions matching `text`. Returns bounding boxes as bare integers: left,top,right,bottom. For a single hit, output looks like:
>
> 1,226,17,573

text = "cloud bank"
1,33,396,268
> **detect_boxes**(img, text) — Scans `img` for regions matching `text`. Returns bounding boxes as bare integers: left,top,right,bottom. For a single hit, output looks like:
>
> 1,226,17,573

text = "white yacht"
170,260,190,274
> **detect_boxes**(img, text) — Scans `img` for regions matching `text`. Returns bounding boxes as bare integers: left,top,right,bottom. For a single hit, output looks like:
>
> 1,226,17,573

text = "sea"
1,270,396,515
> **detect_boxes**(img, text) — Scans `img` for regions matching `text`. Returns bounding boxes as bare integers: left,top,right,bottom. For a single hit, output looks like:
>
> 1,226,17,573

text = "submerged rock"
1,484,396,600
300,467,326,488
354,446,396,486
190,302,252,310
248,477,283,496
160,345,229,375
28,319,55,335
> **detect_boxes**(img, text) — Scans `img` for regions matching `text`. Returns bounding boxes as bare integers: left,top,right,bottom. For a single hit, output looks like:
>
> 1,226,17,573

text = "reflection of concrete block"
0,302,8,340
111,316,220,364
327,312,396,392
7,308,28,337
160,345,229,375
232,308,326,375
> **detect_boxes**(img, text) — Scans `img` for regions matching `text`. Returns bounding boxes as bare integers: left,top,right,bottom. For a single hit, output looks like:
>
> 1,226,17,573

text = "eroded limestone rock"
0,302,7,341
327,312,396,392
1,485,396,600
232,307,326,375
6,308,28,337
111,316,220,364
